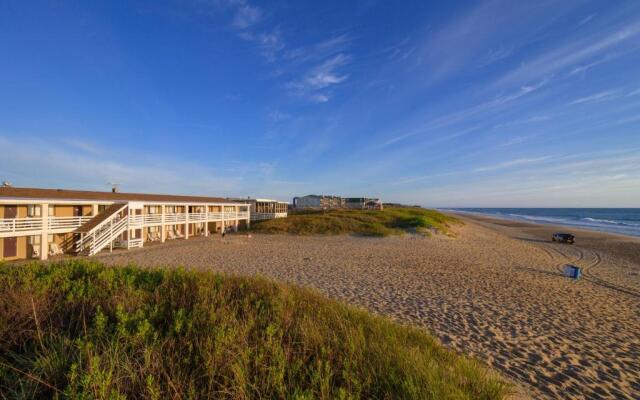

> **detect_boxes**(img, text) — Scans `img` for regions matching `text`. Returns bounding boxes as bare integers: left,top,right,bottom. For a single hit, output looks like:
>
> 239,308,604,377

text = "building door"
3,205,18,258
4,205,17,219
3,237,17,258
73,206,82,217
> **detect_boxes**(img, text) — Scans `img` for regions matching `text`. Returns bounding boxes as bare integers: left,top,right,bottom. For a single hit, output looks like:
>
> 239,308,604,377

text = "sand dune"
93,216,640,399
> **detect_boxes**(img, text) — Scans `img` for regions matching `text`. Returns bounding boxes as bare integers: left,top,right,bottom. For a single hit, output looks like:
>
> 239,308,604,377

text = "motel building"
0,186,251,262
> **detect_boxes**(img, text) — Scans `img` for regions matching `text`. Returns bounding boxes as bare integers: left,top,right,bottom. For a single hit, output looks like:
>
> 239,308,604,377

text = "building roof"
228,197,289,203
0,186,242,204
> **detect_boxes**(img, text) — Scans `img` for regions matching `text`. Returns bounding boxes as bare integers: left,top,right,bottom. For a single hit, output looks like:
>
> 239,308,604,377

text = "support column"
161,205,166,243
184,204,189,239
92,204,99,216
204,206,209,237
234,206,239,232
40,203,49,260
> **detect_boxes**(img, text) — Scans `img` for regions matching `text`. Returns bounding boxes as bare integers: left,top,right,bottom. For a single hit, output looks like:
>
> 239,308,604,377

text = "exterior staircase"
74,203,128,256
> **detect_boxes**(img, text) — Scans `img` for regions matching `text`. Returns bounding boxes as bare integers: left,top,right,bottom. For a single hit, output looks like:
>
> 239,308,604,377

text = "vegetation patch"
0,261,507,399
252,207,461,237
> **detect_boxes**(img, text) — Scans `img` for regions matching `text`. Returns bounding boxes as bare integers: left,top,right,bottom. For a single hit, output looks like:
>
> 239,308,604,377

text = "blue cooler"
563,264,582,279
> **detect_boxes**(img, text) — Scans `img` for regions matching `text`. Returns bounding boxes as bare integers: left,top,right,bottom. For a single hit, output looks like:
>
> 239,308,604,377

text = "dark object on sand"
563,264,582,279
552,233,575,244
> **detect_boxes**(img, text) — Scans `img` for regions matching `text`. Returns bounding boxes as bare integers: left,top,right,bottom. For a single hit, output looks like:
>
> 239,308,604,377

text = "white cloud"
473,156,553,172
266,108,291,122
493,115,550,129
232,4,262,29
285,34,351,64
569,90,618,105
493,20,640,89
305,54,350,89
373,78,549,150
59,138,103,155
578,14,596,27
627,87,640,97
286,54,350,102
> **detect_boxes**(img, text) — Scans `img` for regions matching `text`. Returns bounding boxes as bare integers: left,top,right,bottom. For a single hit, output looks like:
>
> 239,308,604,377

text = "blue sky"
1,0,639,207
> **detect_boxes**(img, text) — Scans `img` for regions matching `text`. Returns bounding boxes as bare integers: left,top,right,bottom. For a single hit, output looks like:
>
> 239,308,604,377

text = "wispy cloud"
231,3,262,29
569,90,618,105
215,1,352,103
569,54,613,75
479,45,514,67
59,138,102,155
627,87,640,97
493,20,640,89
373,78,549,149
499,134,539,147
578,13,596,27
266,108,291,123
286,54,350,102
473,156,553,172
284,34,351,64
493,115,550,129
0,135,278,197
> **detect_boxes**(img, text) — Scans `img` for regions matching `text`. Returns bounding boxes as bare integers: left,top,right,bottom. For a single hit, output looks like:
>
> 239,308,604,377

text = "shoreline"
442,209,640,239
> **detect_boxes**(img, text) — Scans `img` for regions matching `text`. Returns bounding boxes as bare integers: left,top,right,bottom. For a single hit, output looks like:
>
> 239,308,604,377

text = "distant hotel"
293,195,383,210
0,185,251,261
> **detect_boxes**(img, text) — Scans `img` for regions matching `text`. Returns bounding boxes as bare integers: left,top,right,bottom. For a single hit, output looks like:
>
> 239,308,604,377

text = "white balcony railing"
143,214,163,226
188,212,207,222
129,215,144,227
163,213,186,224
0,210,251,236
49,216,93,230
0,217,44,234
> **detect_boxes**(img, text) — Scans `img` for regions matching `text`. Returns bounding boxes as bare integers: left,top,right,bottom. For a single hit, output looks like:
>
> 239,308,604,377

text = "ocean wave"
508,214,571,224
581,217,640,227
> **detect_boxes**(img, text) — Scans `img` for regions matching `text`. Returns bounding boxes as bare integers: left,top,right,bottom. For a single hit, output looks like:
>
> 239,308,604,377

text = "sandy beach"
91,215,640,399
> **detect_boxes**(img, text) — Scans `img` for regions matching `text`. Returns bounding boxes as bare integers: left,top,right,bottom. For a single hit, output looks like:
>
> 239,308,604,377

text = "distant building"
293,195,382,210
229,198,288,221
293,195,345,210
345,197,383,210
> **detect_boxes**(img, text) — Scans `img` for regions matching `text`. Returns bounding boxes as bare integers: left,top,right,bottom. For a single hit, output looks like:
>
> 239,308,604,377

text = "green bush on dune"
252,207,460,237
0,261,507,399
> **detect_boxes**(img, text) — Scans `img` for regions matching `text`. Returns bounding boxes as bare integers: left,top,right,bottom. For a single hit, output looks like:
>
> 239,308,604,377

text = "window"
27,205,41,217
48,205,55,216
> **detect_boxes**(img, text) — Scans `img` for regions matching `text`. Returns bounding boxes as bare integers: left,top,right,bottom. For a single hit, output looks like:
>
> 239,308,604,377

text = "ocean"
443,208,640,238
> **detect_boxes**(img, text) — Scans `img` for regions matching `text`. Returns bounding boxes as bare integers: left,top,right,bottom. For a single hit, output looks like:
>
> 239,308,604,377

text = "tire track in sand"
543,243,640,298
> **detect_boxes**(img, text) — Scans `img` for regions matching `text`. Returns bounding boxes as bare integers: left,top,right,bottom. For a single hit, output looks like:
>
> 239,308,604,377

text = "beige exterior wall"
53,233,76,253
53,205,73,217
52,205,92,217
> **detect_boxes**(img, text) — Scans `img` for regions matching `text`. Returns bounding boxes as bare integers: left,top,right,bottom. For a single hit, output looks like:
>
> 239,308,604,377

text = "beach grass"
252,207,460,237
0,260,507,399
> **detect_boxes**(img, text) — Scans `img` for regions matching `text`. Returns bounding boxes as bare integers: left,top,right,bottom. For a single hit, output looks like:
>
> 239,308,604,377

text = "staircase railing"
76,204,129,256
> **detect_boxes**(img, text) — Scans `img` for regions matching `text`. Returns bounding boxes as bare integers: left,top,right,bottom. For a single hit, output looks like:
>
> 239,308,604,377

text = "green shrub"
252,207,461,237
0,261,507,399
